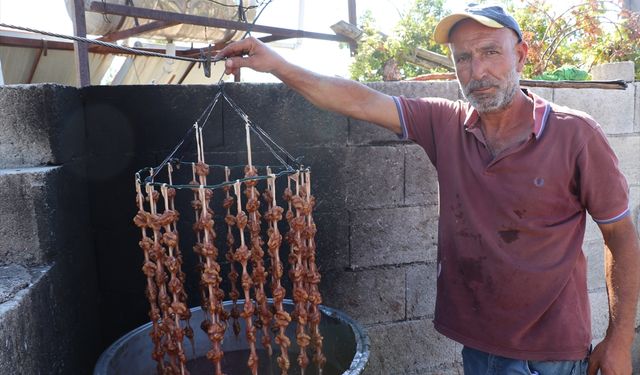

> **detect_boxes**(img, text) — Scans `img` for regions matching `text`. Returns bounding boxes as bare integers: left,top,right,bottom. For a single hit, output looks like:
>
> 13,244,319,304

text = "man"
216,4,640,374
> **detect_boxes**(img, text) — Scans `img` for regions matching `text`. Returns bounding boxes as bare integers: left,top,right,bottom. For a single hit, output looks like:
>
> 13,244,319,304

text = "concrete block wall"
0,81,638,374
0,85,100,374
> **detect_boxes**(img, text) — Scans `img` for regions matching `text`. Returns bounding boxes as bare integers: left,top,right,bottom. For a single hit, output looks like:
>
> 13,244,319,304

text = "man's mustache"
465,79,499,93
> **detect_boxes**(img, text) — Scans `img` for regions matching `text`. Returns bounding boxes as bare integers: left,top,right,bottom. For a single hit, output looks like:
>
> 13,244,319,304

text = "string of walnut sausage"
285,174,311,374
244,164,274,357
133,90,328,375
233,180,259,375
134,181,166,375
166,165,195,357
223,167,242,337
264,173,292,374
148,182,187,375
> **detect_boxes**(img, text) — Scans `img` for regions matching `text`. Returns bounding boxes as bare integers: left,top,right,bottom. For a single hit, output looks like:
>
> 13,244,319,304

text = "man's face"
449,20,526,113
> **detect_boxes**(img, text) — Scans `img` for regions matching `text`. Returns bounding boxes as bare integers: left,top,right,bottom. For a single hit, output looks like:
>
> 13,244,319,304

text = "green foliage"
350,0,640,81
510,0,640,79
533,66,591,81
348,11,395,82
349,0,450,82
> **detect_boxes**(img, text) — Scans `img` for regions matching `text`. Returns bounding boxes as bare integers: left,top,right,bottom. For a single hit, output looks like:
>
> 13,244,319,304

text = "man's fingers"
586,357,598,375
224,56,251,74
215,37,256,60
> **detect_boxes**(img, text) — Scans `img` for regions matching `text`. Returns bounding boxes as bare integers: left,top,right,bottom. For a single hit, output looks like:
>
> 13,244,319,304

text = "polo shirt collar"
463,90,552,140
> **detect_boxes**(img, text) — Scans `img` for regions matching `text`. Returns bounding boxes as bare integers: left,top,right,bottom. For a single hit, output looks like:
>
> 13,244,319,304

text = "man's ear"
515,41,528,73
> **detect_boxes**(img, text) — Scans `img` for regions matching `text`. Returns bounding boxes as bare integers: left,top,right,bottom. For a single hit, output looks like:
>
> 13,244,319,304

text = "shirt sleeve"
576,125,630,224
394,96,460,166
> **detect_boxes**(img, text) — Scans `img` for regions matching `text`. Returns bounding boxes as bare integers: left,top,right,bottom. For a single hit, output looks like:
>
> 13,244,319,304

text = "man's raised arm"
215,37,402,135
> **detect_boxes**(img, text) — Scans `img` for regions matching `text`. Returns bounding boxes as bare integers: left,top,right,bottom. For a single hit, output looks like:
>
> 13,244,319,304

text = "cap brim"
434,13,504,44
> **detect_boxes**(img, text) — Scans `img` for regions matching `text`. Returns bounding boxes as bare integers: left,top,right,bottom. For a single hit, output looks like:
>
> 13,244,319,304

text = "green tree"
350,0,640,81
512,0,640,79
349,0,450,82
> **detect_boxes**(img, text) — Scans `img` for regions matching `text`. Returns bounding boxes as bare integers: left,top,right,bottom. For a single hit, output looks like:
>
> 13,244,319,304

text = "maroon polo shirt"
393,91,629,361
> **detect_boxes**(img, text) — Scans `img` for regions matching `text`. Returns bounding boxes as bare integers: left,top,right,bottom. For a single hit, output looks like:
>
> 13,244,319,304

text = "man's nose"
469,57,487,81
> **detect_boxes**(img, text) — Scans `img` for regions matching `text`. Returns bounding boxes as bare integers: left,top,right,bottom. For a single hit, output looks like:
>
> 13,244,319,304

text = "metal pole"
72,0,91,87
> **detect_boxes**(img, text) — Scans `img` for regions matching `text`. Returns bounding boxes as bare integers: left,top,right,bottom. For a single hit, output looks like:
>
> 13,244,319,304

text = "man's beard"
460,67,520,113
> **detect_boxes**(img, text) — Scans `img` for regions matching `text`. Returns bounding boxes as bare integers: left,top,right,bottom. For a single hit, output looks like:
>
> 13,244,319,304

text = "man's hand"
214,37,401,134
215,37,287,77
588,337,633,374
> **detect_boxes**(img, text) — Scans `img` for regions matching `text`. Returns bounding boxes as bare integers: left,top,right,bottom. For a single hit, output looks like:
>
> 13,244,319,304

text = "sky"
0,0,476,82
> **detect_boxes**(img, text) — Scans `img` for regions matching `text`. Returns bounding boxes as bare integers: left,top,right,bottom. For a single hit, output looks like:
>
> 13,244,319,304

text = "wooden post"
72,0,91,87
348,0,357,55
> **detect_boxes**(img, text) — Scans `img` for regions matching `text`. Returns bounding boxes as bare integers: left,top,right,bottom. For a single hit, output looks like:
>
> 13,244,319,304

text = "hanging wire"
222,93,301,169
140,83,304,189
204,0,269,10
0,22,209,63
101,0,112,23
146,89,225,182
240,0,272,39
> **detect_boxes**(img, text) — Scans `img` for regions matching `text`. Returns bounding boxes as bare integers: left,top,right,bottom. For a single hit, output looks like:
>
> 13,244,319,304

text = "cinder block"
404,144,439,206
287,147,348,213
608,135,640,186
219,147,349,213
94,227,147,294
553,87,635,135
0,84,84,168
634,332,640,373
406,263,438,319
366,81,461,100
0,166,61,266
0,265,30,304
584,214,603,243
87,154,157,232
347,82,461,146
589,289,609,341
344,146,404,209
348,118,406,145
630,186,640,232
0,262,100,375
350,206,438,268
319,268,405,325
84,85,223,156
590,61,636,82
219,83,349,152
635,83,639,133
584,238,605,290
313,211,350,272
521,86,554,102
363,319,462,374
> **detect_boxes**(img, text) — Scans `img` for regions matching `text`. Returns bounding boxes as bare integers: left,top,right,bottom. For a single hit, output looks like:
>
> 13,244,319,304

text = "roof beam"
98,20,180,42
27,48,44,83
0,34,74,50
88,1,350,43
0,33,198,57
